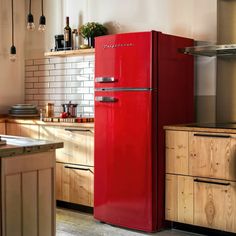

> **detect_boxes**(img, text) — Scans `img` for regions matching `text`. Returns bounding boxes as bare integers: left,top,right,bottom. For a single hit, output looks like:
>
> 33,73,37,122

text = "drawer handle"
194,178,230,186
64,165,94,173
65,128,91,132
194,133,231,138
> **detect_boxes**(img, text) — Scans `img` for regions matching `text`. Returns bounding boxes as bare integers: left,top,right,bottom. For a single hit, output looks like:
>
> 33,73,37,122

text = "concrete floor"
56,208,204,236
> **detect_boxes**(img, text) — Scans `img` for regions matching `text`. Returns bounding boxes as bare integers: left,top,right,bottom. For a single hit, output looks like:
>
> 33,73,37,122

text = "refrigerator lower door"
94,90,157,232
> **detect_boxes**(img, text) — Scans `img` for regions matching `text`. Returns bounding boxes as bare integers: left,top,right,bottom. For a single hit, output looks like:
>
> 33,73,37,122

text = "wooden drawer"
189,132,236,181
56,162,94,207
40,126,94,166
166,130,189,175
194,178,236,232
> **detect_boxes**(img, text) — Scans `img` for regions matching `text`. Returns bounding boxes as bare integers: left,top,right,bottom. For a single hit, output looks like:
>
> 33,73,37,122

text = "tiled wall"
25,55,94,117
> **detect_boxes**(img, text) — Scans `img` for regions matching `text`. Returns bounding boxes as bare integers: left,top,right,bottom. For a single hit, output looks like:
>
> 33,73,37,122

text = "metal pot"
61,101,78,117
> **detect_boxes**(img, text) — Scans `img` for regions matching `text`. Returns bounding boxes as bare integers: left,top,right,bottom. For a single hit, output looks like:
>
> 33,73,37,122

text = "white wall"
25,0,217,58
0,0,25,113
0,0,217,114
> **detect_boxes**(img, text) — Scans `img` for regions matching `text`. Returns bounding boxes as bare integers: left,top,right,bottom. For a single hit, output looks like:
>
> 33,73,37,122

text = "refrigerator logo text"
103,43,134,49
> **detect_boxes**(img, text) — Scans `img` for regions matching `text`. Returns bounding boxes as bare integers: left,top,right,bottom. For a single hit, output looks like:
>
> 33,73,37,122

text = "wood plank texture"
194,178,236,232
166,130,189,175
5,174,21,236
189,132,233,180
38,168,54,236
22,171,37,236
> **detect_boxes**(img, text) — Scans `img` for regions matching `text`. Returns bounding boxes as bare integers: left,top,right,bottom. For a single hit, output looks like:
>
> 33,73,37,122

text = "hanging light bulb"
10,0,16,62
38,0,46,32
27,0,35,31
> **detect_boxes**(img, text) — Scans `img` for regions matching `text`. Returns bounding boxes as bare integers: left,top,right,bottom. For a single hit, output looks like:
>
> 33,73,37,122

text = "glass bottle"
64,16,72,50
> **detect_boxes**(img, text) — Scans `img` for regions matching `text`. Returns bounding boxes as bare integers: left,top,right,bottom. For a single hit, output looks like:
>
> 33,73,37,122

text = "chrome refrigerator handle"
95,96,118,102
95,77,116,83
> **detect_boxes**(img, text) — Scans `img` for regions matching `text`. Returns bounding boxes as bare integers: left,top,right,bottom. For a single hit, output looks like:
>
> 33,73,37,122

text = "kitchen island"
0,135,63,236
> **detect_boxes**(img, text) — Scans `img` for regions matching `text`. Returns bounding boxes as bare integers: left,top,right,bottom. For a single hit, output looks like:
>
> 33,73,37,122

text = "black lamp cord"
41,0,44,16
11,0,14,46
29,0,31,14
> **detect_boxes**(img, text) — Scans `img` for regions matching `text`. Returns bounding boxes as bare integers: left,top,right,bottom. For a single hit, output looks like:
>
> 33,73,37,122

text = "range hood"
179,44,236,57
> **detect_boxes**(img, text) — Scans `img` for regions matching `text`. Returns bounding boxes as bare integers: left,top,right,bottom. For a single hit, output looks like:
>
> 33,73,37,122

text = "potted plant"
79,22,108,48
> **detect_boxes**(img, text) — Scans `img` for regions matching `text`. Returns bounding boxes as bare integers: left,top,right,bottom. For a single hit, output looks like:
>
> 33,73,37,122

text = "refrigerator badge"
103,43,134,49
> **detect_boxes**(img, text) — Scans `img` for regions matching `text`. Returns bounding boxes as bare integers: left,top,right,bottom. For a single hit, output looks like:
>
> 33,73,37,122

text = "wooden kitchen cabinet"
0,122,5,134
40,124,94,207
56,162,94,207
165,126,236,233
6,122,39,138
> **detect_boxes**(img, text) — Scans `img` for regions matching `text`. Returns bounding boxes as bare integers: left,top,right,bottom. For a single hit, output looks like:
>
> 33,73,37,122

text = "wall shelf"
44,48,95,57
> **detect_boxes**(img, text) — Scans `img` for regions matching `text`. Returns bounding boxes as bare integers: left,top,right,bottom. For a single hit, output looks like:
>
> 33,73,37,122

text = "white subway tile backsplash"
34,59,50,65
49,82,67,88
84,94,94,100
25,60,33,66
71,62,90,69
55,63,71,69
84,68,94,74
84,81,94,87
38,88,54,94
67,82,83,88
34,94,50,100
39,76,54,82
25,83,34,89
66,94,84,100
50,69,67,76
84,107,93,113
25,89,39,95
25,71,34,77
49,58,67,64
39,64,55,70
25,95,33,100
83,55,95,61
71,75,90,81
25,77,39,83
50,94,67,100
53,88,71,94
66,56,83,63
66,68,83,75
25,55,95,117
34,70,50,77
34,83,49,88
54,76,71,81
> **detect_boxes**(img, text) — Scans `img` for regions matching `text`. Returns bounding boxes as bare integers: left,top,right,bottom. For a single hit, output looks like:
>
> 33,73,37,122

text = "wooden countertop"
2,118,94,128
164,123,236,134
0,135,63,158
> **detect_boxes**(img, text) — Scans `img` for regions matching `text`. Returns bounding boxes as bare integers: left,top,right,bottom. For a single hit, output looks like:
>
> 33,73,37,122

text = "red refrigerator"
94,31,194,232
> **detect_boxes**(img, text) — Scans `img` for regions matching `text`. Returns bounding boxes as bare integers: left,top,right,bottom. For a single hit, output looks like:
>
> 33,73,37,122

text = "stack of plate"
9,104,39,117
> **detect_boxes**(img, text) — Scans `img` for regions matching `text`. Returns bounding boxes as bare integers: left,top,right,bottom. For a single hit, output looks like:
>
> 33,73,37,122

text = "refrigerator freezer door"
95,32,154,89
94,90,157,232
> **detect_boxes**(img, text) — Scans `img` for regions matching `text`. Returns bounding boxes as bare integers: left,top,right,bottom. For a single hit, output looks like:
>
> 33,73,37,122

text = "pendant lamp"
27,0,35,31
10,0,16,62
38,0,46,32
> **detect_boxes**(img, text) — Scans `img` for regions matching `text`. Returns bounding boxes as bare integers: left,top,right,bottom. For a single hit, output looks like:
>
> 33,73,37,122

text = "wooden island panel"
2,149,57,236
